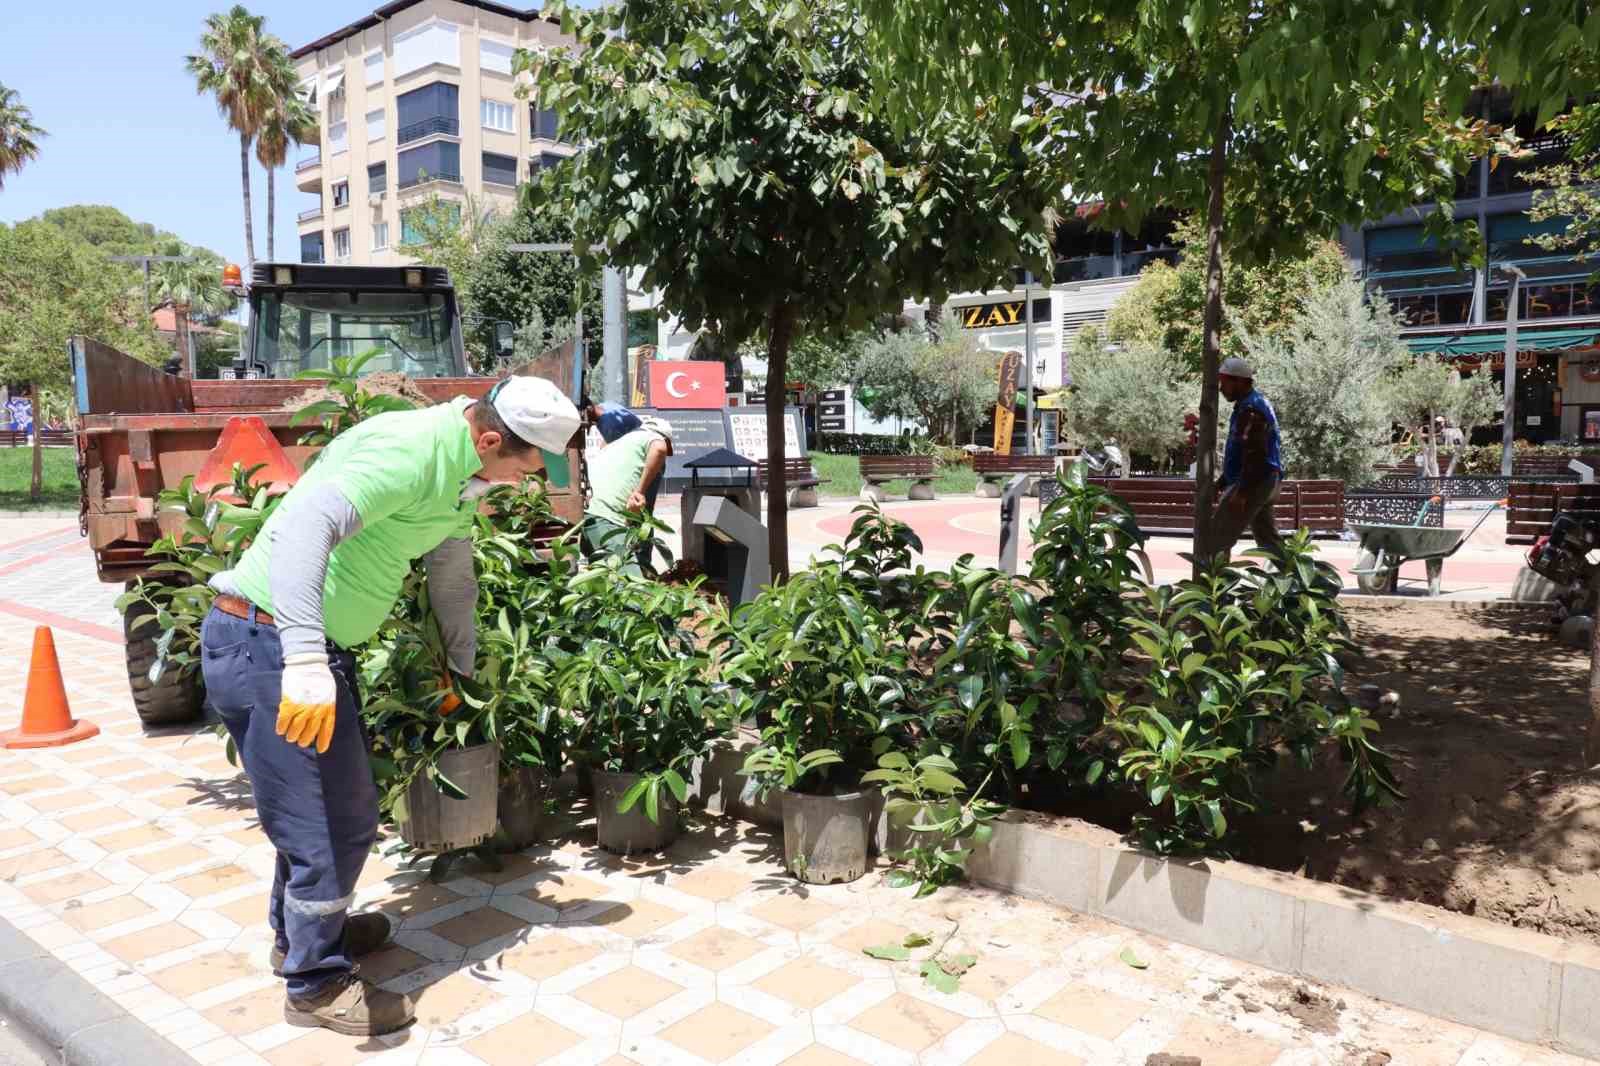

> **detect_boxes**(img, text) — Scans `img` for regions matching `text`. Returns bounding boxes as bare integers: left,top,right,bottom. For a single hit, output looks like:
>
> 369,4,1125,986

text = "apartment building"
290,0,575,267
1345,91,1600,443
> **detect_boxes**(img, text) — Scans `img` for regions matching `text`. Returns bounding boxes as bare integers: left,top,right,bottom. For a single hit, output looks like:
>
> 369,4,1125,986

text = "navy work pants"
200,605,378,997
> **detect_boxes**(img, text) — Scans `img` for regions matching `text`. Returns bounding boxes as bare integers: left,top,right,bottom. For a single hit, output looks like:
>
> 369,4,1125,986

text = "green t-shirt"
585,427,664,526
230,397,483,648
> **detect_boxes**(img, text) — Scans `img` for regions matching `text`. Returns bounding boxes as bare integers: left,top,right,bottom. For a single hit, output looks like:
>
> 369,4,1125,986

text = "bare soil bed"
1052,600,1600,945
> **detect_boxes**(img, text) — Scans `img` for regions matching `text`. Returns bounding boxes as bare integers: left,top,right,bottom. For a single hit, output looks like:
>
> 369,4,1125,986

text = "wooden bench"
1,428,73,447
1085,477,1346,537
972,454,1058,498
756,457,828,508
1506,481,1600,543
859,455,937,502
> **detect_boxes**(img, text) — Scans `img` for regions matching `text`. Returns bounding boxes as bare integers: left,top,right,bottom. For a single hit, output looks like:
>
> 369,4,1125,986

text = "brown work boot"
283,973,415,1036
271,912,393,975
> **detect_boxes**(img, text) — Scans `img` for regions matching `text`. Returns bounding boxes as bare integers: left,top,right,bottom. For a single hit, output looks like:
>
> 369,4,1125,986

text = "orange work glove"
437,676,463,716
276,653,338,754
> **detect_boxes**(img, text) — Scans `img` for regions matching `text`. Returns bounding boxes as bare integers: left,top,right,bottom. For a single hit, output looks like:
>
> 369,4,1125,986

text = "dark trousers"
1212,477,1283,559
199,606,377,997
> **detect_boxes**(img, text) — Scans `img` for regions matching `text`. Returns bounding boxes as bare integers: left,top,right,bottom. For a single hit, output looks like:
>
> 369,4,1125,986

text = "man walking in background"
580,393,642,443
1211,357,1283,559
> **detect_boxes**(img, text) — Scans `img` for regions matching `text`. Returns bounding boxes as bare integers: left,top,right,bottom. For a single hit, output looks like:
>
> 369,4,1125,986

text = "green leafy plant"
862,750,1004,897
291,347,419,457
114,464,285,695
1109,534,1401,853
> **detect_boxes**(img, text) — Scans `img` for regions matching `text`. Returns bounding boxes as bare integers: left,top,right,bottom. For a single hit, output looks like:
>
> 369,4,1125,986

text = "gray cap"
1219,357,1254,379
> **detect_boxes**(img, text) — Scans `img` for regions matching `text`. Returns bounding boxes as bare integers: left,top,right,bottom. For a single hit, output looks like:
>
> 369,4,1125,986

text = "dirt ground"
1047,600,1600,945
282,370,432,410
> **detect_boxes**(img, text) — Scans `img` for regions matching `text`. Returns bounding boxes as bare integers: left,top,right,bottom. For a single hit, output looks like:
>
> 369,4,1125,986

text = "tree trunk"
265,166,275,263
240,131,256,276
176,302,193,377
1192,106,1231,577
1587,566,1600,768
29,389,42,502
766,303,797,583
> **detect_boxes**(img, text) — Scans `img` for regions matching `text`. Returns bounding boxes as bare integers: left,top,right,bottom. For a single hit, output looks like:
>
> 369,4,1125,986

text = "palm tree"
186,6,277,275
0,83,45,190
151,243,233,375
255,46,318,264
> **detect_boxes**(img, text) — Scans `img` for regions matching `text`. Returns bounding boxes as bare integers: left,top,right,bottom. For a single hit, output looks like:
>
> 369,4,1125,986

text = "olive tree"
518,0,1057,579
1056,332,1195,468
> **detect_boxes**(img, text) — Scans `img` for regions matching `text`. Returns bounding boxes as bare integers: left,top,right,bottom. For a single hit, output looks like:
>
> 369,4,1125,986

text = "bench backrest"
2,428,72,446
755,457,817,478
859,455,935,478
1085,477,1345,535
1507,481,1600,542
973,454,1056,475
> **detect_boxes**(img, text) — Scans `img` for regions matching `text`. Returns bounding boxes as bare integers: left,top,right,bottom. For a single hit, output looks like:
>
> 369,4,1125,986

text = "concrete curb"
688,738,1600,1059
0,913,198,1066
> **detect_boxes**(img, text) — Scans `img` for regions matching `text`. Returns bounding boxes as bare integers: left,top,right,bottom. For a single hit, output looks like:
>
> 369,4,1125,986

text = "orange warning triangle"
192,415,301,499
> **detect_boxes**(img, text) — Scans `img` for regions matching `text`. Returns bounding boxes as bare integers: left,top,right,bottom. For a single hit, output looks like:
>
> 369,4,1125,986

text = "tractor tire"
123,583,203,727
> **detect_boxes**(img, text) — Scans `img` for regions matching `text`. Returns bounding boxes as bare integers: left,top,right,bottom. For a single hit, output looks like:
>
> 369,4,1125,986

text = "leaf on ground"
920,959,960,994
902,932,933,948
884,869,919,889
1118,946,1149,970
940,952,977,976
864,942,911,961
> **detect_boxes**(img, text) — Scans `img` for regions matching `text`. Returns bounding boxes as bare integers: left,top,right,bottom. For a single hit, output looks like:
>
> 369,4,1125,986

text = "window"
333,228,351,260
366,108,384,142
327,88,346,127
398,141,461,188
480,38,514,76
364,50,384,86
531,151,567,174
332,181,349,208
1051,215,1117,284
481,99,514,133
397,82,460,143
328,121,349,156
530,105,560,140
1364,225,1474,327
372,221,389,251
482,151,517,186
368,162,387,195
1485,213,1596,322
401,202,460,245
393,19,459,77
300,232,325,264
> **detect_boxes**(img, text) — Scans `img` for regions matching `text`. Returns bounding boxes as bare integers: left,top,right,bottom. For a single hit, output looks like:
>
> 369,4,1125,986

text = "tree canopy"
522,0,1059,577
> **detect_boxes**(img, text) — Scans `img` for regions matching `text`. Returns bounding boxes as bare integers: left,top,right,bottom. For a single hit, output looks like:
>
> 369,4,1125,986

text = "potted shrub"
720,509,924,884
557,558,727,853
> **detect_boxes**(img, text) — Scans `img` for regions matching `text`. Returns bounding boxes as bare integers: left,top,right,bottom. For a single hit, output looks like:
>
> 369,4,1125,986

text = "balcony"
295,153,321,192
399,171,462,191
398,116,459,145
298,206,324,224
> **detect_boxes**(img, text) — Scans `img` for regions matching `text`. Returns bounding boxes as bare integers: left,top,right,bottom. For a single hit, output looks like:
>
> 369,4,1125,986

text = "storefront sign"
956,297,1051,330
1447,350,1536,372
992,403,1016,455
995,351,1022,409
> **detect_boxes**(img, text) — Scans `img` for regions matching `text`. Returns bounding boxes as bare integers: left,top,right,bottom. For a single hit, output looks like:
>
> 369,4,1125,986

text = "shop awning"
1405,326,1600,356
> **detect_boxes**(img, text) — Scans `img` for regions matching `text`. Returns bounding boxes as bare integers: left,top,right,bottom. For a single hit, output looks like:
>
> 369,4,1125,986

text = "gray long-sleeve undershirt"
211,482,478,673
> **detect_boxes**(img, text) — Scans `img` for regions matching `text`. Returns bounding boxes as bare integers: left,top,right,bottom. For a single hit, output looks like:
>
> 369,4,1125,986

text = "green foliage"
863,752,1004,897
852,311,997,444
0,83,45,189
113,465,285,690
1056,335,1195,463
1111,536,1399,853
862,926,977,994
1388,359,1502,477
1242,273,1410,484
290,348,420,457
0,220,170,393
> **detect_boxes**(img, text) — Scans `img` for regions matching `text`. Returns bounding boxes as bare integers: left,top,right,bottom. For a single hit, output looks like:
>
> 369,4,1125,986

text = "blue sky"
0,1,496,264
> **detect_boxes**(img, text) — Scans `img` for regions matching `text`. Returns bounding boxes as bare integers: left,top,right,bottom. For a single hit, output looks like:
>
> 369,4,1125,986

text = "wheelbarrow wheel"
1355,549,1394,595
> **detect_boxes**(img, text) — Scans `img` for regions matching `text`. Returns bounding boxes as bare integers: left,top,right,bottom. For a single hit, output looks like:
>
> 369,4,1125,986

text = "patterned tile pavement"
0,516,1582,1065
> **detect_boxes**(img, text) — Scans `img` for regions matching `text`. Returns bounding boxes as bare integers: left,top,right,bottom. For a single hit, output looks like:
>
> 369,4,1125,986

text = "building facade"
290,0,575,268
1343,96,1600,443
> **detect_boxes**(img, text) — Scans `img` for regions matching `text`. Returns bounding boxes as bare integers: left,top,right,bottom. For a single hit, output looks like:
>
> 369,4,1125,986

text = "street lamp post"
1498,262,1527,478
504,242,626,404
1022,270,1036,455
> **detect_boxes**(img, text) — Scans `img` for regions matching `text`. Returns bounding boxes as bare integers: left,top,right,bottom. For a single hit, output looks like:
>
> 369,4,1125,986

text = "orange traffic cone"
2,627,99,749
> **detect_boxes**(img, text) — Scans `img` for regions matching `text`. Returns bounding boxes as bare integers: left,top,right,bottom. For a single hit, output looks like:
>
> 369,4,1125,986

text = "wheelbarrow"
1349,497,1503,596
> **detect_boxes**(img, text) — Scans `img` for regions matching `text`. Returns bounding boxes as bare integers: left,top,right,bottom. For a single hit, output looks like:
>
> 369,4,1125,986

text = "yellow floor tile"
150,951,259,998
496,932,602,982
127,842,212,875
21,869,111,905
747,894,831,932
668,866,754,902
60,893,155,932
776,1046,871,1066
102,922,203,964
412,968,506,1028
751,957,859,1010
202,988,284,1037
1033,983,1150,1040
92,825,173,855
966,1032,1083,1065
574,965,683,1019
830,918,915,957
522,872,611,911
428,905,533,949
849,992,965,1053
659,1001,774,1062
1160,1017,1286,1066
583,898,684,938
666,926,767,972
465,1012,584,1065
0,848,72,879
169,864,261,900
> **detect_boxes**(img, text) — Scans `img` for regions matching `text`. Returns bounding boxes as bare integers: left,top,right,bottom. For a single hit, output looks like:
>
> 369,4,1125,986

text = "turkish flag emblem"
649,360,727,409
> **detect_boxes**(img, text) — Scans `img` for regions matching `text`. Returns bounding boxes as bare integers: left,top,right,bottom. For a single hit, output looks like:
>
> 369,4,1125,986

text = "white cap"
486,376,582,487
1219,357,1254,379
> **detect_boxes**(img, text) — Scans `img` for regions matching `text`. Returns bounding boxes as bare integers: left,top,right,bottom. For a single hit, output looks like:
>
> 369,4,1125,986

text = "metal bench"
972,454,1058,498
756,457,828,508
859,455,937,503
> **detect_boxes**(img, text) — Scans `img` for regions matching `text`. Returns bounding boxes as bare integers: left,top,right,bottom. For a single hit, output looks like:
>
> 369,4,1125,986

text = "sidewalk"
0,517,1588,1065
